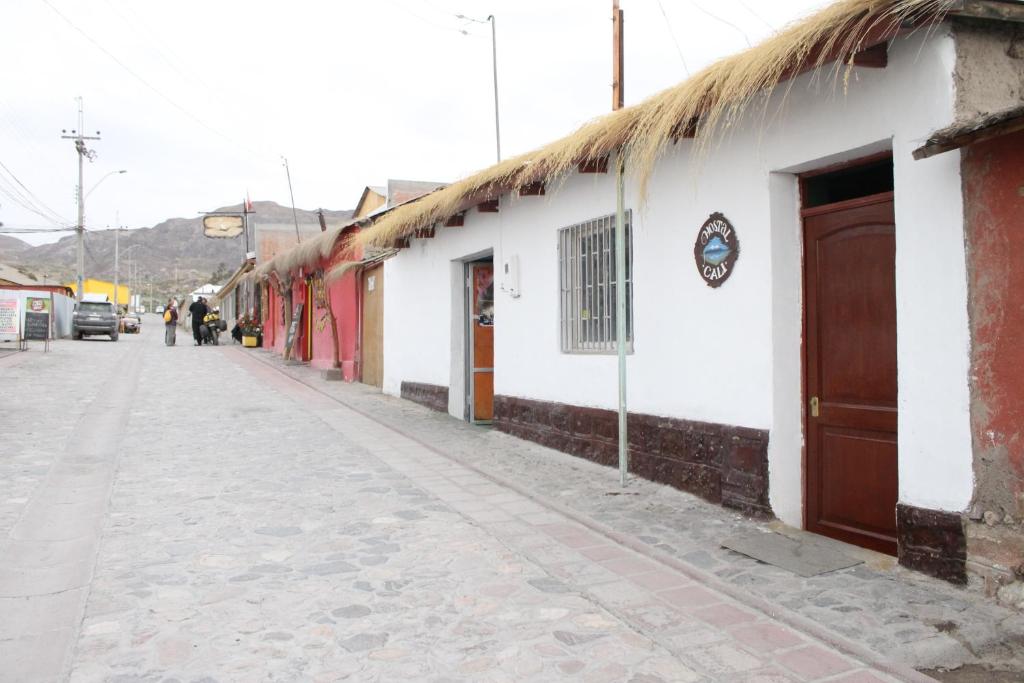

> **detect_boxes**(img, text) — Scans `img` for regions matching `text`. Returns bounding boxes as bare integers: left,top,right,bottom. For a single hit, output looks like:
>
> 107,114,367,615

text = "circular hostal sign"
694,212,739,288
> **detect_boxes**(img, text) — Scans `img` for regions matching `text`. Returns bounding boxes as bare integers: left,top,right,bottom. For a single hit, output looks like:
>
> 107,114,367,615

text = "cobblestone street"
2,325,1023,681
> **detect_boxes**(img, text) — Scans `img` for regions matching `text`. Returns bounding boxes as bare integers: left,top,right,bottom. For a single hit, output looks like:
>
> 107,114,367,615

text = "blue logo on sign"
702,235,731,266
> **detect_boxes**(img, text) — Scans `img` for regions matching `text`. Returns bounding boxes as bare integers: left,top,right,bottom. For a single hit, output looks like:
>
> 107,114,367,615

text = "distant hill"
0,235,30,261
6,201,352,301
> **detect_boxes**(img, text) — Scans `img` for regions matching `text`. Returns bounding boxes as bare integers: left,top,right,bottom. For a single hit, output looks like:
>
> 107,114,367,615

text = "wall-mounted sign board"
694,212,740,288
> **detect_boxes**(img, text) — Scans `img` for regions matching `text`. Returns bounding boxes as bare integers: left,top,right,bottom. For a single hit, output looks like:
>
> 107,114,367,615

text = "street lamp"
85,169,127,199
75,168,127,302
457,14,501,163
121,244,143,312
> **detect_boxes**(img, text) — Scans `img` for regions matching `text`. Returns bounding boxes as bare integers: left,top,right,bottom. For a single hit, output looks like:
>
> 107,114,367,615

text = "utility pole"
612,0,628,487
113,224,119,311
61,97,101,303
282,157,302,244
613,1,624,111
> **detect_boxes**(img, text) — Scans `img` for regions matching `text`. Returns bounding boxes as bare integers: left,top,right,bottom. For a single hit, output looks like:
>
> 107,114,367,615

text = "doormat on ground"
721,531,863,577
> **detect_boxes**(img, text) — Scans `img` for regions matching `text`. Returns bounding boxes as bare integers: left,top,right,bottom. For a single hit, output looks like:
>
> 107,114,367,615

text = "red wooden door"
804,193,898,555
470,262,494,423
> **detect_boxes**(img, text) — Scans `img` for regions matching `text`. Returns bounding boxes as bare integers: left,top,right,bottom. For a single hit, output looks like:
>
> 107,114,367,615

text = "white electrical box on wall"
501,255,521,298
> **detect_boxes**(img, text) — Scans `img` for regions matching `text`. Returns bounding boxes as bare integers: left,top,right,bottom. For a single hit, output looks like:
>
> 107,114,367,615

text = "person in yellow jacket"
163,299,178,346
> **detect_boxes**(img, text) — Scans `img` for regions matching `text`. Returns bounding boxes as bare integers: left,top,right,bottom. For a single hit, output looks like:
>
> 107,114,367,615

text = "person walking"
188,296,208,346
163,299,178,346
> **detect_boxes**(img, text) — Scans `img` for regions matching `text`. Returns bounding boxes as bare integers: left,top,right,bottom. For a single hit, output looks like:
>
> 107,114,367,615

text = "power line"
0,159,70,224
41,0,276,168
687,1,751,47
0,226,75,233
0,180,70,226
101,0,219,95
734,0,775,33
382,0,468,35
656,0,690,76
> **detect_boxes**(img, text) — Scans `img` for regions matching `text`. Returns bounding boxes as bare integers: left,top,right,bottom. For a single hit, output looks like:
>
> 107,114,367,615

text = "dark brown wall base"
493,395,771,518
400,382,449,414
897,503,967,585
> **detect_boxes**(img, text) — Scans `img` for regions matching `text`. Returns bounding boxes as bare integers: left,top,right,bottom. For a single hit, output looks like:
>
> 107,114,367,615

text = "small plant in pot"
240,316,263,347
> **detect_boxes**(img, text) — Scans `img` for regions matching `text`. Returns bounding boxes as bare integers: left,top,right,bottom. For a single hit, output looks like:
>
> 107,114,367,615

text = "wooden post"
324,275,342,370
612,0,624,111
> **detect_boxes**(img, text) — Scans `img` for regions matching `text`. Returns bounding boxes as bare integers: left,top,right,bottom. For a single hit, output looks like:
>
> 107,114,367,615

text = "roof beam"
477,198,500,213
444,212,466,227
578,156,609,173
852,42,888,68
518,182,545,196
949,0,1024,23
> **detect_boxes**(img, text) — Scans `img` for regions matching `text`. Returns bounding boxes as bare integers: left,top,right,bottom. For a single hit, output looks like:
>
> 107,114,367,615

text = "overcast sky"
1,0,828,246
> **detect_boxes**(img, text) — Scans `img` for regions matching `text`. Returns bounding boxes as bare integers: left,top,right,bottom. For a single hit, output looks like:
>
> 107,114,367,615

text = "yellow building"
64,279,131,307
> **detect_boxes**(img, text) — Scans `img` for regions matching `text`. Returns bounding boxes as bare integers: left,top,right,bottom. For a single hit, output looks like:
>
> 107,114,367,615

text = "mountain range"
1,201,353,299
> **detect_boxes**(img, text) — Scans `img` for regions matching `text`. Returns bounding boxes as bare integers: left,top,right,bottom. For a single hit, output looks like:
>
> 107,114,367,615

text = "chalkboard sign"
284,303,303,358
24,311,49,341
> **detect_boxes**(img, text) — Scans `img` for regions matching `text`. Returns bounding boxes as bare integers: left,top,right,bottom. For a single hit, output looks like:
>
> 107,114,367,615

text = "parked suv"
72,301,119,341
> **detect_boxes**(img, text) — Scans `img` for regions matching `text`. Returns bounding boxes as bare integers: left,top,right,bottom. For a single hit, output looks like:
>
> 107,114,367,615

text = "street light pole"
457,14,501,163
122,244,141,312
114,225,119,310
489,15,501,163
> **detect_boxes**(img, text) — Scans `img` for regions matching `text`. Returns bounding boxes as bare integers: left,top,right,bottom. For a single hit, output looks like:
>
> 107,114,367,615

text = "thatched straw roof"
324,260,362,285
247,222,358,283
357,0,952,247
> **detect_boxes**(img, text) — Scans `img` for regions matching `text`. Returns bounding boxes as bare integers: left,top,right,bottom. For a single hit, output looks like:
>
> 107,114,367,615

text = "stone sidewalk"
3,329,1021,681
238,346,1024,681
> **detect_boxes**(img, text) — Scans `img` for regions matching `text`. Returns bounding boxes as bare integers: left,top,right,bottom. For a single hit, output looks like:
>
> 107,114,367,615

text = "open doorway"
466,258,494,424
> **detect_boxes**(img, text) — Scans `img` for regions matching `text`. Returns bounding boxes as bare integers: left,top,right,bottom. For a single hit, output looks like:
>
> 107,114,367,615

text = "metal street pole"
113,225,119,310
612,0,628,487
282,157,302,244
489,15,501,163
457,14,501,163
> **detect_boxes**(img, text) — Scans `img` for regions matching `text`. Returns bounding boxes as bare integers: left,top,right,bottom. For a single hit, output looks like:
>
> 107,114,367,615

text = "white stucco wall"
382,25,973,523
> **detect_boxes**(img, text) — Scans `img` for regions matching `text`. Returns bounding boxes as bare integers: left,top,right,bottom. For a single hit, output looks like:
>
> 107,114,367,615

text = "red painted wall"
309,267,360,380
260,228,364,377
964,129,1024,514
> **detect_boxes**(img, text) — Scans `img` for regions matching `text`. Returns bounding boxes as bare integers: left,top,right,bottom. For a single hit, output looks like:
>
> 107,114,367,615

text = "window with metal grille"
558,211,633,353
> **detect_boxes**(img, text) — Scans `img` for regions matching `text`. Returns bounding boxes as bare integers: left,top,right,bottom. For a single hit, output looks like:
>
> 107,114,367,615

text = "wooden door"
804,193,898,555
361,263,384,387
469,262,494,423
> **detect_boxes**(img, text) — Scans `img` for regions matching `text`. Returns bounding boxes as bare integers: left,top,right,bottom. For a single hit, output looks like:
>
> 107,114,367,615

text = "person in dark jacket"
188,297,208,346
231,316,244,344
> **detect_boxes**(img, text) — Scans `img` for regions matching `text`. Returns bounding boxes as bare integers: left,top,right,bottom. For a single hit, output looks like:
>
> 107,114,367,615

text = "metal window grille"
558,211,633,353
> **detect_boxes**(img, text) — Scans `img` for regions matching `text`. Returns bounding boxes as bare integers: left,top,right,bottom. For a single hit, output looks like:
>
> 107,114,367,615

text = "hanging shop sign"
202,214,245,238
694,212,739,288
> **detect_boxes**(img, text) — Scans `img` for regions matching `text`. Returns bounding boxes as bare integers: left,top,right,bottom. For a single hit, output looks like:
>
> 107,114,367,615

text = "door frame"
305,278,314,362
800,186,898,554
465,258,494,424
